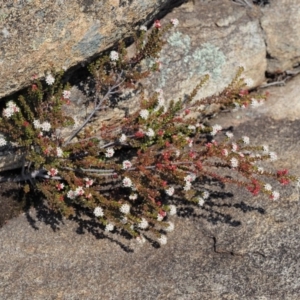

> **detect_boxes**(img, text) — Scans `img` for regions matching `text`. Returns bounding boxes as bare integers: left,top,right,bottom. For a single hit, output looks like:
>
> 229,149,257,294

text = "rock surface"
1,0,300,100
0,0,169,98
261,0,300,73
1,74,300,299
145,0,267,101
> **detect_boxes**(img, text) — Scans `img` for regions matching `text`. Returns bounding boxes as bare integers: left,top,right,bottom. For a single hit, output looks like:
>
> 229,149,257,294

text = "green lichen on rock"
154,31,226,88
167,31,191,55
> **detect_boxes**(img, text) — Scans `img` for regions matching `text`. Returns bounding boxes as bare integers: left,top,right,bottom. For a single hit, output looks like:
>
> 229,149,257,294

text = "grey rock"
143,0,267,101
0,0,170,98
1,77,300,298
261,0,300,73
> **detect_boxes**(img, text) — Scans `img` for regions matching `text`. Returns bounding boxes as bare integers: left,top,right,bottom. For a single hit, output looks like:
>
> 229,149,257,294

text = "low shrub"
0,19,296,246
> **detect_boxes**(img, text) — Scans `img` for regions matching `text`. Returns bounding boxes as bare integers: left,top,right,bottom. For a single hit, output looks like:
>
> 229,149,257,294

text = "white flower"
3,108,13,118
136,235,146,244
56,147,63,157
232,143,238,152
165,186,175,196
129,193,138,200
105,223,114,232
222,149,229,157
138,217,149,229
94,206,104,217
157,214,164,221
122,160,132,170
230,157,239,168
211,124,222,136
0,137,7,146
47,168,58,177
33,119,41,129
165,221,175,232
262,145,269,153
41,121,51,132
257,167,264,174
75,186,84,196
188,125,196,131
67,190,76,200
119,134,127,143
264,183,272,191
119,203,130,214
251,98,263,108
156,95,165,107
202,191,210,199
123,177,133,188
3,101,20,118
105,147,114,158
56,183,64,191
175,150,180,157
184,174,196,182
226,132,234,138
62,90,71,99
170,18,179,27
45,74,55,85
139,109,149,120
7,101,17,108
242,136,250,144
84,178,94,188
146,128,155,137
186,138,193,147
198,197,205,206
183,182,192,191
269,152,277,161
198,104,205,111
271,191,280,201
157,234,167,245
169,205,177,216
140,25,147,31
109,50,119,61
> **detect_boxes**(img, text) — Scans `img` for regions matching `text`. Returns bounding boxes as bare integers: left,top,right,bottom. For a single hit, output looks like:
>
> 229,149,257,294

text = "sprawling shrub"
0,19,296,246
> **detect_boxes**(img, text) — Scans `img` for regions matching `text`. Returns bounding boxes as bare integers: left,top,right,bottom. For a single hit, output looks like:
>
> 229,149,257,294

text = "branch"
63,71,125,146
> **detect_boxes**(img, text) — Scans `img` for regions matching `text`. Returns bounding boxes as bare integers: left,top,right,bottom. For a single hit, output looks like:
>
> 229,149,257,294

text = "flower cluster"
110,51,119,61
105,148,114,158
67,186,85,199
3,101,20,118
139,109,149,120
45,74,55,85
62,90,71,99
0,137,7,147
123,177,133,188
33,120,51,132
165,186,175,196
94,206,104,217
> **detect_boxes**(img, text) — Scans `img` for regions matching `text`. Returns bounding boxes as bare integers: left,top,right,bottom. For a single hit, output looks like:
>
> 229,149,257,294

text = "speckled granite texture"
1,76,300,299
